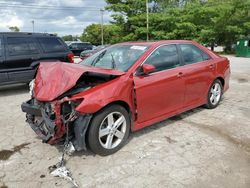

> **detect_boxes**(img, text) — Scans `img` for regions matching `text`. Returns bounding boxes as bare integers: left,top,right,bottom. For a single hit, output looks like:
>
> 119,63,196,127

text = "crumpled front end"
21,97,92,151
21,62,125,151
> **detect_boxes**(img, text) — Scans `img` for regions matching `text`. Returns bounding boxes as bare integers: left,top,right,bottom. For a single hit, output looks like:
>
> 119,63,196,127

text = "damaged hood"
34,62,125,101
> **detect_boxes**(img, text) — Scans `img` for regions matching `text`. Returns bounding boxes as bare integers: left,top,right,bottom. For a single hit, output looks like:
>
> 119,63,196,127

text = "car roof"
70,41,91,44
0,32,57,37
119,40,194,46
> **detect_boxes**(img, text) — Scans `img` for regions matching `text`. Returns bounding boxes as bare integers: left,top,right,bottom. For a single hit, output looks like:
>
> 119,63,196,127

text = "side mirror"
142,64,156,75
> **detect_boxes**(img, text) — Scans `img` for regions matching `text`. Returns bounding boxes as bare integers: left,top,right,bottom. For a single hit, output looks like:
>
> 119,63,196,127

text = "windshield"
80,44,149,72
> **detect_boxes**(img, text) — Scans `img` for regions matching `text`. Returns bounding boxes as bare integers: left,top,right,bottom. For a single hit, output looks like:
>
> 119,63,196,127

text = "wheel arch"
98,100,131,115
91,100,134,132
86,100,132,155
216,76,225,88
205,76,225,103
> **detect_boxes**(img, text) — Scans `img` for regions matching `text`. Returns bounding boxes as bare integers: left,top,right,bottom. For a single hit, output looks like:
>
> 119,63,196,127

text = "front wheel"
205,79,223,109
87,104,130,156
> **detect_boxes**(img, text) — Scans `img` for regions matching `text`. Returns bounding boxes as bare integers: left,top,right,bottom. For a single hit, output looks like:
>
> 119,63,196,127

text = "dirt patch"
40,174,46,178
164,136,177,143
238,78,248,83
0,143,30,161
0,184,8,188
239,107,250,119
185,120,250,154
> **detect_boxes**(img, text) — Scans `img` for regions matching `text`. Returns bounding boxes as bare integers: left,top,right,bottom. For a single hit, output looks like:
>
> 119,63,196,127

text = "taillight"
67,52,74,63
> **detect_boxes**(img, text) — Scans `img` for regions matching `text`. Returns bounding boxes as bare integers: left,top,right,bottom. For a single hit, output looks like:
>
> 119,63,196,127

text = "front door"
133,44,185,123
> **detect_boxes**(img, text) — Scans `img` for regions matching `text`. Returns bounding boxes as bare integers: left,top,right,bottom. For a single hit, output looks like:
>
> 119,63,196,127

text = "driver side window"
144,44,180,73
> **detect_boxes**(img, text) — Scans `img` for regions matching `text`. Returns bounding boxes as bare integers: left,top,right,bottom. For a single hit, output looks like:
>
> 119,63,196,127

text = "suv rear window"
70,43,92,48
78,43,91,48
38,37,65,52
7,37,39,56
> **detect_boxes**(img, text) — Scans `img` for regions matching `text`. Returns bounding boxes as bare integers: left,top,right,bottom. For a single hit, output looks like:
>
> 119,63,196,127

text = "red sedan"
21,40,230,156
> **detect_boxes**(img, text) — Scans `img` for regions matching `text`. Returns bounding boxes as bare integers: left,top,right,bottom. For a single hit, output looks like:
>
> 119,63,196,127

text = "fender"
74,74,136,117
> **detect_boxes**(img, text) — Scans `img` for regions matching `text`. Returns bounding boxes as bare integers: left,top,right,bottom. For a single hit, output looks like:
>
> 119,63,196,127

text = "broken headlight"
61,99,83,123
70,99,83,109
61,99,83,116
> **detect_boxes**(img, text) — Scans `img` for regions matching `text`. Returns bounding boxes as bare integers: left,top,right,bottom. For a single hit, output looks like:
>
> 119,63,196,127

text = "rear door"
178,43,215,108
0,35,8,83
4,35,39,82
134,44,185,123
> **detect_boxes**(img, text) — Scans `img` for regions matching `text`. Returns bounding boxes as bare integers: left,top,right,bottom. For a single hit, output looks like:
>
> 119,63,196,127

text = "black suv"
68,42,93,56
0,32,74,86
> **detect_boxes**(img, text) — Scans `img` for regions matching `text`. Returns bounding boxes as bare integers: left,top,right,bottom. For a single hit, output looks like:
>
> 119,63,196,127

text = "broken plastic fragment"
50,164,78,188
65,142,76,155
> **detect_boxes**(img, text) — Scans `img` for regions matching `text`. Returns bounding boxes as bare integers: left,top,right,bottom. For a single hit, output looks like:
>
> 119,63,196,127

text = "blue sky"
0,0,112,36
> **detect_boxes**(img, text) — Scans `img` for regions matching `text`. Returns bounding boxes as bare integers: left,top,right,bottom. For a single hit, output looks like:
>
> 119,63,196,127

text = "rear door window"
180,44,210,65
7,37,39,56
144,44,180,73
38,37,65,52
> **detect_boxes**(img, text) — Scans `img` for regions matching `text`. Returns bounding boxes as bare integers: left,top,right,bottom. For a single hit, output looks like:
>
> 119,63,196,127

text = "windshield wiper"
92,50,106,66
110,54,116,69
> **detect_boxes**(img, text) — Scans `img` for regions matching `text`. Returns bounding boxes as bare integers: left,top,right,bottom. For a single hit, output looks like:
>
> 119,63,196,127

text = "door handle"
177,72,184,78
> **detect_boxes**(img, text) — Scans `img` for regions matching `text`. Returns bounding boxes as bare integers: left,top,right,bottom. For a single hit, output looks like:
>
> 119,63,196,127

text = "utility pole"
100,9,104,45
31,20,34,32
146,0,149,41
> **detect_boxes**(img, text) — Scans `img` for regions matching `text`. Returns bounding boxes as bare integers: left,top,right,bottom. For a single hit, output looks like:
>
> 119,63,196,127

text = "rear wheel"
87,104,130,156
205,79,223,109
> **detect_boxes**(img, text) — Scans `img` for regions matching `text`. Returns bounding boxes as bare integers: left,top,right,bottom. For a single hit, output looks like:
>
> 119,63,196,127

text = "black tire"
87,104,130,156
205,79,223,109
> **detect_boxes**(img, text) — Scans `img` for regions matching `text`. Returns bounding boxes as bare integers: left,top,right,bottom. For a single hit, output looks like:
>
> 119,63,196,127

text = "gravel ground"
0,56,250,188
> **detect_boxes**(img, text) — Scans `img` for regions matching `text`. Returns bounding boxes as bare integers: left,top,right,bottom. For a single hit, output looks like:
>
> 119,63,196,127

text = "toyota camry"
21,40,230,156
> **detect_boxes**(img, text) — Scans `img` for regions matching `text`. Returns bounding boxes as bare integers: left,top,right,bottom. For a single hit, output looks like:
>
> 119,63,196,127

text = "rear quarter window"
38,37,65,53
7,37,39,56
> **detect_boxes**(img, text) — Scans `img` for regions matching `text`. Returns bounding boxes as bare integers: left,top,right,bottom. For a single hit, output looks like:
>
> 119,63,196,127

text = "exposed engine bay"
58,72,117,98
22,71,119,151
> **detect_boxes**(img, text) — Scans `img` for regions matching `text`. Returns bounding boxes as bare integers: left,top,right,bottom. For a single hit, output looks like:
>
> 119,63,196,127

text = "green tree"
182,0,250,51
62,35,79,41
81,24,122,45
104,0,250,52
8,26,20,32
106,0,150,41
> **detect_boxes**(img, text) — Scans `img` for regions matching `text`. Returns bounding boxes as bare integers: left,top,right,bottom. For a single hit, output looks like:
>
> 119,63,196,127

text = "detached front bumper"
21,99,92,151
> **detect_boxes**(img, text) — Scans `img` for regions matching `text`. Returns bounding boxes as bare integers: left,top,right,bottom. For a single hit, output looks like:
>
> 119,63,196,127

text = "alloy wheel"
98,112,127,149
210,82,222,105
